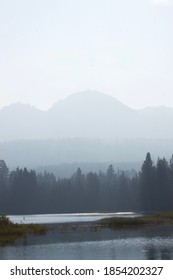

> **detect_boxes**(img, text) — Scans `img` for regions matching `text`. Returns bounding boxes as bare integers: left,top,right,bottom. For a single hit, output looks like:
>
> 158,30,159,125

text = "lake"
1,212,173,260
7,212,138,224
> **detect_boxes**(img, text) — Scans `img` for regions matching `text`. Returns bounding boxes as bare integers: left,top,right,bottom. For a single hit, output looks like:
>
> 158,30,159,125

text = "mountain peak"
1,90,173,141
50,90,132,113
1,102,40,113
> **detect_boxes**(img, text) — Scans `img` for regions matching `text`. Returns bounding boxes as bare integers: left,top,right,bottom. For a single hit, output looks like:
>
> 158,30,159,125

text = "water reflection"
145,245,158,260
0,225,173,260
141,239,172,260
160,248,172,260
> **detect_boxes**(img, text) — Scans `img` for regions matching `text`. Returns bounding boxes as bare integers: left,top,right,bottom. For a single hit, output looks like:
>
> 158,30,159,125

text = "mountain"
0,90,173,141
46,90,142,138
0,103,44,141
138,106,173,138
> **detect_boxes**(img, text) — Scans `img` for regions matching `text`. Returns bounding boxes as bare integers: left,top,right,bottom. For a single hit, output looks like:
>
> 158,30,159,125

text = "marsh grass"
100,212,173,228
0,214,47,245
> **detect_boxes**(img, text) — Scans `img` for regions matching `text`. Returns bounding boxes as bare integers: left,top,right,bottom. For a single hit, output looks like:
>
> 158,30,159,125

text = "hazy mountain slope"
1,138,173,170
0,103,45,141
0,91,173,141
139,106,173,117
138,106,173,138
0,91,143,141
46,90,143,138
1,92,173,168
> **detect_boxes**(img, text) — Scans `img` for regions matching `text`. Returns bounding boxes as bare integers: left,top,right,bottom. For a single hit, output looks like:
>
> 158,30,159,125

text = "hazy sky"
0,0,173,110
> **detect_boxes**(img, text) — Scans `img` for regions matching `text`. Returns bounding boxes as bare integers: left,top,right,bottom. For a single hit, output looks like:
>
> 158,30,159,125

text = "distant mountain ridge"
0,90,173,141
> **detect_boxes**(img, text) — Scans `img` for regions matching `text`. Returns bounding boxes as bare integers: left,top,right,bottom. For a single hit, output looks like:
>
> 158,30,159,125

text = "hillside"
1,90,171,140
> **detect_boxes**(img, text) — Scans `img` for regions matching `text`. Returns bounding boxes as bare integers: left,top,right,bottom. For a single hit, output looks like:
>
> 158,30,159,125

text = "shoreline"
2,212,173,246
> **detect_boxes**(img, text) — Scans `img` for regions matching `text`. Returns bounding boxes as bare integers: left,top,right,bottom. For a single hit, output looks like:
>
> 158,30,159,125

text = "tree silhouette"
156,157,170,211
0,160,9,187
0,153,173,214
140,153,156,211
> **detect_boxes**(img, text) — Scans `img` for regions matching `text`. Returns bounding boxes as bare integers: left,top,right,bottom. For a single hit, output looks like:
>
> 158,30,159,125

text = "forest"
0,152,173,215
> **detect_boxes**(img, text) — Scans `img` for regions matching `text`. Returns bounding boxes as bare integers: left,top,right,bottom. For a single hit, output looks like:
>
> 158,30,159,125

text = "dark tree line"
0,153,173,214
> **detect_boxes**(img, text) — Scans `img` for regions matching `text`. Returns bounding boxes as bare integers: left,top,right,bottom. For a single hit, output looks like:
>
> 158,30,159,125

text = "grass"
2,212,173,245
99,212,173,228
0,214,48,246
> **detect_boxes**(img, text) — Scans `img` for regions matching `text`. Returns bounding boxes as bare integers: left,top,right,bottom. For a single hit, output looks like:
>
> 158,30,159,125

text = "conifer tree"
140,153,156,211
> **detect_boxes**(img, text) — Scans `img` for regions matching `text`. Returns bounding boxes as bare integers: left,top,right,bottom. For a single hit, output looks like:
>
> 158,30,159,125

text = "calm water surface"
8,212,138,224
1,213,173,260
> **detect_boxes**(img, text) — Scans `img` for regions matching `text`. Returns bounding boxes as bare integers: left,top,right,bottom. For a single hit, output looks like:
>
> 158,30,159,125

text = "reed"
0,214,47,245
100,212,173,228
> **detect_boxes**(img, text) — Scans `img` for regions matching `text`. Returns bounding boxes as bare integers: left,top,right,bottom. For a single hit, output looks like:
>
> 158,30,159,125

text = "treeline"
0,153,173,214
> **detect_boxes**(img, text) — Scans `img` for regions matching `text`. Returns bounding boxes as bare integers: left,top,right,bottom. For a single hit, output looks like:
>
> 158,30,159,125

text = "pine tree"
156,157,170,211
140,153,156,211
0,160,9,212
0,160,9,188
